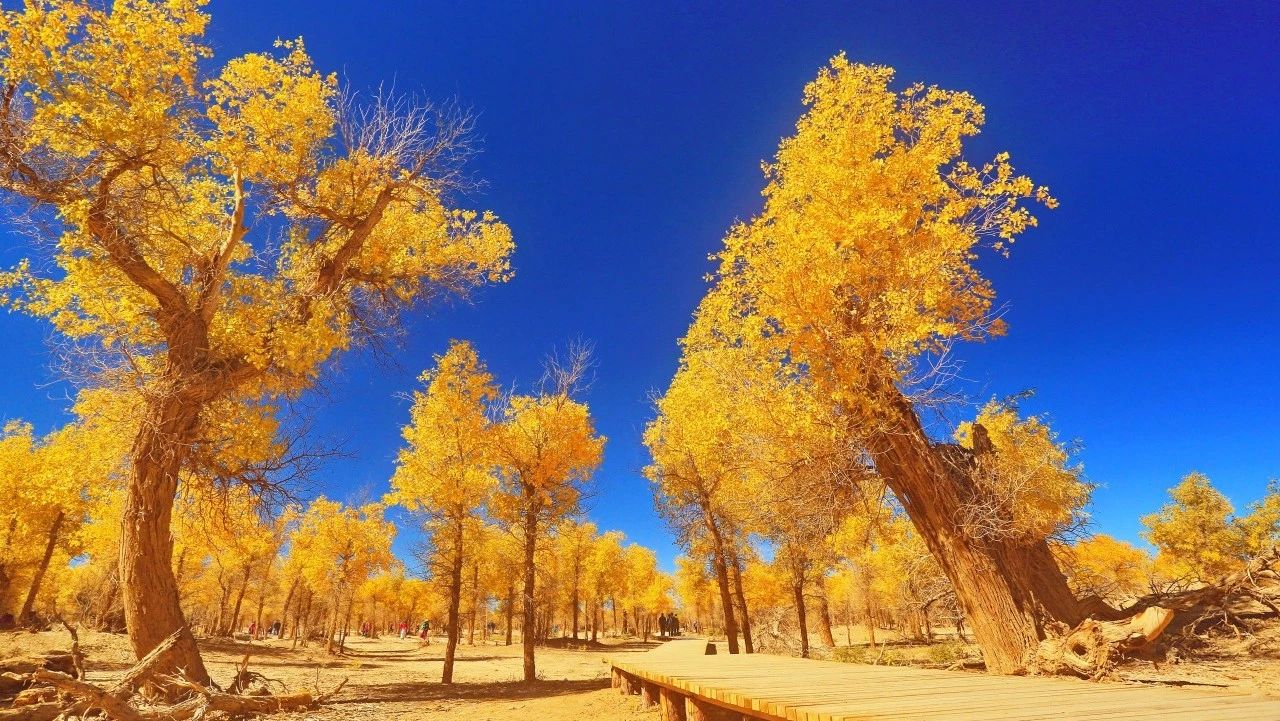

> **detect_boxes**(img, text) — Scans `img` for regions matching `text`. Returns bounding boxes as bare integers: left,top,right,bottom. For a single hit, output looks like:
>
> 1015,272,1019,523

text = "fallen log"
18,666,347,721
28,670,144,721
0,673,25,697
1033,606,1174,678
0,701,64,721
0,654,75,678
107,630,184,700
1033,547,1280,678
11,686,58,707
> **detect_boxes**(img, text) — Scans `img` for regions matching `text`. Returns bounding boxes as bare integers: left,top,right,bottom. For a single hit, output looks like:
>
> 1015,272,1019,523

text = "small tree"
1142,473,1265,583
291,499,395,654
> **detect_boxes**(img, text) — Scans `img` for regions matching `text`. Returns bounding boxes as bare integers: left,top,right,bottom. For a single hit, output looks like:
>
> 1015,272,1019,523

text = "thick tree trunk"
521,504,538,682
19,510,64,623
442,519,464,684
815,575,837,648
701,506,740,654
865,370,1085,674
119,396,209,686
730,551,754,654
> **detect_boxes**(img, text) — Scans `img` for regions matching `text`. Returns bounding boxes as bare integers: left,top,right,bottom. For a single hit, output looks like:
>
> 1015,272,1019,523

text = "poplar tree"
0,0,512,681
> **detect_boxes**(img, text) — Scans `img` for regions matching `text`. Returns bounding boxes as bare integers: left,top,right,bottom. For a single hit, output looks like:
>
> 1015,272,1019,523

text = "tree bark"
468,561,478,645
571,577,580,640
521,503,538,682
442,519,464,684
227,562,252,636
793,575,810,659
865,369,1086,674
19,510,64,624
701,505,740,654
279,577,298,639
119,395,209,686
505,583,514,645
814,575,837,648
730,550,753,654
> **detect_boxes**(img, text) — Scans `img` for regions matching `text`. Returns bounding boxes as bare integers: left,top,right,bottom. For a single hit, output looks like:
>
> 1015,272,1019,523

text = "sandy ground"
2,630,662,720
4,623,1277,718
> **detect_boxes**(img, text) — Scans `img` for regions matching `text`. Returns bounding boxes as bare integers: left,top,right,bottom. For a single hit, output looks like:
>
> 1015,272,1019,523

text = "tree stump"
1034,606,1175,678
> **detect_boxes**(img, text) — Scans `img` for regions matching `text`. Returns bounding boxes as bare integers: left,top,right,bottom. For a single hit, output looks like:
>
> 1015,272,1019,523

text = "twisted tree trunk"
119,394,210,687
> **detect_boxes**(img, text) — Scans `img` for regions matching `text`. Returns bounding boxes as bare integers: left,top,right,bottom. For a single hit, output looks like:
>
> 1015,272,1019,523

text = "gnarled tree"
674,54,1098,673
0,0,512,683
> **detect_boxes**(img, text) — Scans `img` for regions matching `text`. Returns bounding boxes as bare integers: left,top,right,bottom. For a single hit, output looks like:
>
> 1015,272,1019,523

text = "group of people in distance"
657,611,681,638
244,619,282,639
358,619,433,644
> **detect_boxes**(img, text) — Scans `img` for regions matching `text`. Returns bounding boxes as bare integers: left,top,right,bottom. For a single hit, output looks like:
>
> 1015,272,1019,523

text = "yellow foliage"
955,399,1090,541
1055,534,1151,603
492,393,605,522
390,340,498,522
1142,472,1248,582
685,54,1055,419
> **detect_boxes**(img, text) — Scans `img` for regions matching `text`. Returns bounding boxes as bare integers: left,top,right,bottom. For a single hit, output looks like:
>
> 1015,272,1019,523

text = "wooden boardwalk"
608,639,1280,721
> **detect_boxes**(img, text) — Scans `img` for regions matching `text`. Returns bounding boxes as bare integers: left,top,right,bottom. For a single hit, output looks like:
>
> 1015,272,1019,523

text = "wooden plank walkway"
607,640,1280,721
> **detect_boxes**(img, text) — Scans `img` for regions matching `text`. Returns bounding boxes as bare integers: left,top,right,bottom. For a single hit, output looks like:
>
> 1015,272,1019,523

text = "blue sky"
2,1,1278,571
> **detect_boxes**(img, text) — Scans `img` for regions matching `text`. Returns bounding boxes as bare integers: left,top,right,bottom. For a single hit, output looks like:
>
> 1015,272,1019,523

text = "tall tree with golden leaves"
0,1,512,682
679,54,1088,673
490,348,605,682
391,340,498,683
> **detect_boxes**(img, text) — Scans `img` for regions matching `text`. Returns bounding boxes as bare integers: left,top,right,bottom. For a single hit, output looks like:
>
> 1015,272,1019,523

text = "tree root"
3,636,347,720
1032,547,1280,678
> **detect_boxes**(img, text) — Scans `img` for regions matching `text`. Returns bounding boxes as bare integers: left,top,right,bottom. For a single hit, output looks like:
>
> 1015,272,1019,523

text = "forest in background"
0,1,1276,718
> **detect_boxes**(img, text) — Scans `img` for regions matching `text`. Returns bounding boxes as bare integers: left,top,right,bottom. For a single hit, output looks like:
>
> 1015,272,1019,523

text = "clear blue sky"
2,1,1277,571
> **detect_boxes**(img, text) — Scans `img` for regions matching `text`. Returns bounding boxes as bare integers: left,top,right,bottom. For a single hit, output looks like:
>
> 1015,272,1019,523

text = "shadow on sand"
329,677,611,705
